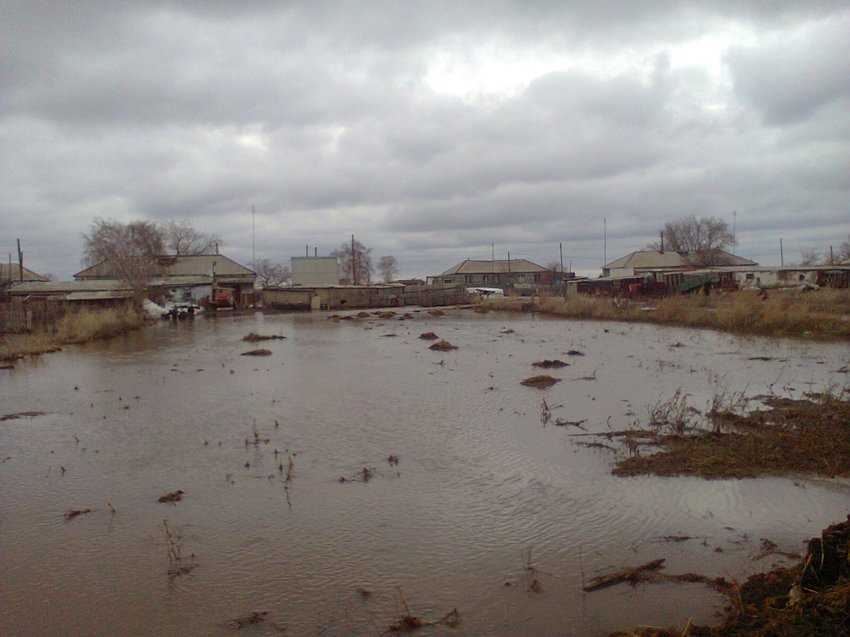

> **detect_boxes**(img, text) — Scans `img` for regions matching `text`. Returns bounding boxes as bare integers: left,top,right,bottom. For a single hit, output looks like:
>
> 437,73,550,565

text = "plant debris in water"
228,611,268,630
63,508,92,521
242,332,285,342
609,392,850,479
388,587,461,632
607,516,850,637
1,411,46,421
241,348,272,356
158,489,184,504
520,375,561,389
532,359,569,368
429,339,457,351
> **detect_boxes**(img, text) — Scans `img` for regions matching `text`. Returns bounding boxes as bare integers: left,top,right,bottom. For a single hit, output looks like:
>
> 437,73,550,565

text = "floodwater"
1,309,848,636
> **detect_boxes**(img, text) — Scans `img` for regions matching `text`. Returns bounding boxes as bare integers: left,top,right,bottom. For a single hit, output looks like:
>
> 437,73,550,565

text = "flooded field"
1,309,848,636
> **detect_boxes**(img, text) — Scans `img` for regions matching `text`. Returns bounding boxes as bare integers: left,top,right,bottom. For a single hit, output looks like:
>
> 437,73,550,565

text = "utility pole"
351,234,356,285
603,217,607,266
732,210,737,254
17,238,23,282
559,242,564,275
251,206,256,269
780,238,784,266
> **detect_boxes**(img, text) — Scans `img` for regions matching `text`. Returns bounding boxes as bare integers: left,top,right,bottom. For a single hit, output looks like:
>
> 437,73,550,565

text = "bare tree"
798,249,822,266
331,239,373,284
253,259,291,288
82,219,165,309
377,255,399,283
545,261,562,273
837,235,850,263
650,215,736,265
161,220,221,255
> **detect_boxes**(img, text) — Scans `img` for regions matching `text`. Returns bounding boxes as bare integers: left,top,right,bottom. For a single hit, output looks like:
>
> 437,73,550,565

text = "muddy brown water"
1,310,848,636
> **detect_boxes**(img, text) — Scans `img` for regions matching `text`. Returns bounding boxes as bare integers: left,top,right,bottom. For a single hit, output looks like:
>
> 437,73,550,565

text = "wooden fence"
0,301,67,333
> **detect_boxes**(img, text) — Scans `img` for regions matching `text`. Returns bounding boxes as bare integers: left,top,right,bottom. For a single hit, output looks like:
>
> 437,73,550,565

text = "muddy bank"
608,516,850,637
605,393,850,479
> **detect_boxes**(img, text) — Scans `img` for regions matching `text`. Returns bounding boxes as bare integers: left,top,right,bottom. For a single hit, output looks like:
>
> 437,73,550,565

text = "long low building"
428,258,555,289
264,284,405,311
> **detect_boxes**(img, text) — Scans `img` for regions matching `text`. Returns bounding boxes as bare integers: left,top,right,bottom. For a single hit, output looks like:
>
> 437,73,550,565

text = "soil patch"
607,394,850,479
532,359,569,369
241,349,272,356
242,332,286,342
521,375,561,389
429,340,457,351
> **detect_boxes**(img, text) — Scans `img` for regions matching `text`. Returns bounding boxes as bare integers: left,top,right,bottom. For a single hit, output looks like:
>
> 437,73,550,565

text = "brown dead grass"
1,307,145,362
484,288,850,339
611,393,850,479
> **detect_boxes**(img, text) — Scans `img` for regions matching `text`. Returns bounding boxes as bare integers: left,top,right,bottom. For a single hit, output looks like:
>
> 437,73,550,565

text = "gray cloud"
2,1,849,278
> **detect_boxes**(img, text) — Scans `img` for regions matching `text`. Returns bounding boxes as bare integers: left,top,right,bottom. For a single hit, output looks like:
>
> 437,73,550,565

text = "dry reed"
485,289,850,339
1,306,145,361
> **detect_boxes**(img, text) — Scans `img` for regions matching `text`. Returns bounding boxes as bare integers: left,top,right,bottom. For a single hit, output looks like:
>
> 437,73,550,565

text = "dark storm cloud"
1,1,848,277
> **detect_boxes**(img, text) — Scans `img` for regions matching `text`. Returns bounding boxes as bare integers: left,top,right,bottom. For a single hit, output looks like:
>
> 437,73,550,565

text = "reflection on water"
1,310,848,636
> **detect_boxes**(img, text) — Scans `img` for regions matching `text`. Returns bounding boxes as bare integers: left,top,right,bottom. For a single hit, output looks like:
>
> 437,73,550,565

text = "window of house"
745,273,754,280
443,278,452,284
534,274,541,282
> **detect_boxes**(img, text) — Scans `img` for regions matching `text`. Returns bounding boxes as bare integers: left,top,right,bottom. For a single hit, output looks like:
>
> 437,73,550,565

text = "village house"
74,254,256,308
599,249,758,294
1,263,49,299
427,258,555,291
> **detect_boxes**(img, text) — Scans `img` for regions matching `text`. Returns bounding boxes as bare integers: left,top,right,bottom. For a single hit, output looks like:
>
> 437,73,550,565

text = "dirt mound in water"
241,349,272,356
427,309,445,316
520,375,561,389
419,332,439,340
429,340,457,351
242,332,285,342
532,359,569,369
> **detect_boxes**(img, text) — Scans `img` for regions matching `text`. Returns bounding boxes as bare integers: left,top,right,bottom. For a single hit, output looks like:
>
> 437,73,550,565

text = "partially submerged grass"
1,306,145,362
485,288,850,339
604,390,850,479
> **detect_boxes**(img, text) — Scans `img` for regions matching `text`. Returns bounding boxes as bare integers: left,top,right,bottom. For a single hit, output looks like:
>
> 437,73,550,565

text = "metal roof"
1,264,49,282
75,254,254,279
9,280,130,294
604,250,756,270
439,259,548,276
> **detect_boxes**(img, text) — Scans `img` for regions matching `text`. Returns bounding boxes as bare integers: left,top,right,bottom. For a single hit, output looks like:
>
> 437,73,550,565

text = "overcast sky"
2,1,848,279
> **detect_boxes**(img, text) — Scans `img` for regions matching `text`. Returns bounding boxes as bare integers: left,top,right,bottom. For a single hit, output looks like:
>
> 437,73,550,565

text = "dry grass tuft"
484,289,850,339
1,306,145,361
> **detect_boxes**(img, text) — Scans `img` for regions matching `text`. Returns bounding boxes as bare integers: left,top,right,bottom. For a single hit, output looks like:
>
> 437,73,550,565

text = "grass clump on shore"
1,306,145,362
598,389,850,480
484,288,850,339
